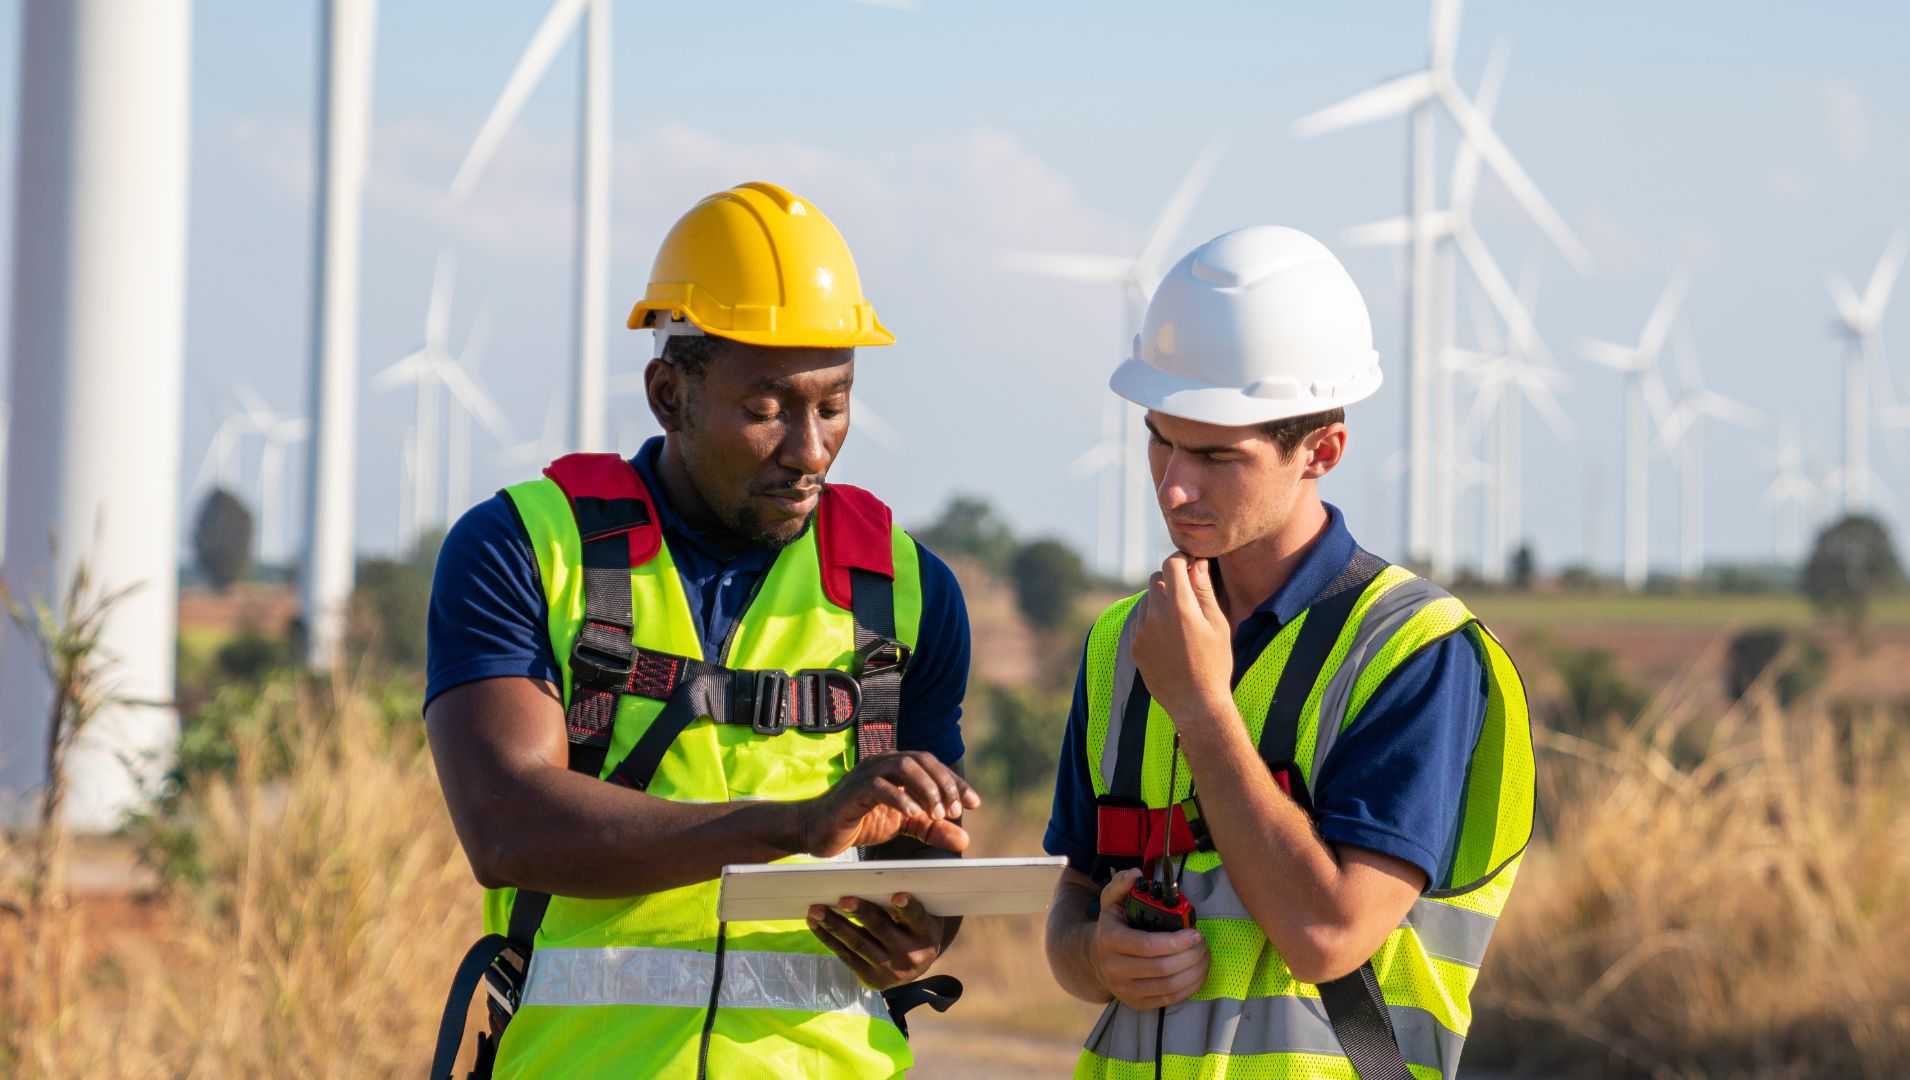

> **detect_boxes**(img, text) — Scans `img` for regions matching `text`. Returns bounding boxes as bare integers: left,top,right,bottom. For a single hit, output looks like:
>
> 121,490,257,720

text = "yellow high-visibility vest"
1077,559,1534,1080
488,464,927,1080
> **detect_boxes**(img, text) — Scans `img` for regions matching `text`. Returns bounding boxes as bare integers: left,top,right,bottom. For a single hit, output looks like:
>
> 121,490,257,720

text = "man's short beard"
716,501,814,552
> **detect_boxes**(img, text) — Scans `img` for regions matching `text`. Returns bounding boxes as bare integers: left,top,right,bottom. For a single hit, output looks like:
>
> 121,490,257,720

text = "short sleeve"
894,541,969,765
1042,643,1098,876
1310,634,1487,890
424,494,561,709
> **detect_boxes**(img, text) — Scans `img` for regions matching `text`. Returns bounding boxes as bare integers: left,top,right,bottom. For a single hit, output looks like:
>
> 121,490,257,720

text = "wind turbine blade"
1343,216,1414,248
1697,391,1762,430
997,250,1133,283
276,417,312,443
1670,321,1703,390
1577,338,1639,371
1463,275,1504,355
1516,255,1542,316
1069,442,1117,476
1520,372,1576,441
1642,369,1675,429
425,249,458,348
372,349,434,391
438,362,516,443
235,381,273,427
1655,404,1693,451
1438,85,1595,273
1863,229,1907,316
449,0,592,202
850,393,902,450
1638,269,1691,361
1455,225,1544,360
1428,0,1464,73
1137,134,1226,280
1450,37,1509,215
457,307,494,373
1292,71,1438,138
1825,271,1864,329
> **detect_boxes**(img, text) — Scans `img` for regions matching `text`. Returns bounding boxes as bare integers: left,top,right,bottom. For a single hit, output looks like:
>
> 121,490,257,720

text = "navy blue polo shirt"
425,437,968,765
1043,504,1486,888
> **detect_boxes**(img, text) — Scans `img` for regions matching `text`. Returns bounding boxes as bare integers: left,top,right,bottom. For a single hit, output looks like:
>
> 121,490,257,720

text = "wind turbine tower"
299,0,378,670
2,0,191,828
1578,271,1685,590
1825,231,1905,514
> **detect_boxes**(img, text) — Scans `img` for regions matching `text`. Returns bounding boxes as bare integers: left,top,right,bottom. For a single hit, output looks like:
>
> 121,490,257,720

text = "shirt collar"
630,436,774,570
1236,502,1358,632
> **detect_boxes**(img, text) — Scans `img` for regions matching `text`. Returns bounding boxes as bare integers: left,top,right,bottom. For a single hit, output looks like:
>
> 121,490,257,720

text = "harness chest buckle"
743,669,793,735
853,635,911,680
570,635,635,690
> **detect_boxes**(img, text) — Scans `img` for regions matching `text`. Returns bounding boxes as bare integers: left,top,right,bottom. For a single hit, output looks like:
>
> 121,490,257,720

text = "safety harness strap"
1257,549,1388,808
429,934,524,1080
1317,962,1418,1080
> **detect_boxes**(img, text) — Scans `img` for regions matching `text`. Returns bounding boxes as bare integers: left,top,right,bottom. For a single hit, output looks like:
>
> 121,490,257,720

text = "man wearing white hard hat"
1042,226,1535,1080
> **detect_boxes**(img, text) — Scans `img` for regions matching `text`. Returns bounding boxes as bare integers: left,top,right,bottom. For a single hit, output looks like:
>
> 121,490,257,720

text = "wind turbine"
441,308,515,524
376,252,457,540
1825,231,1905,514
999,136,1224,581
1446,268,1571,583
193,396,259,496
234,385,311,566
1578,270,1684,590
451,0,610,452
1339,39,1567,577
1657,324,1762,581
1295,0,1592,570
1761,416,1818,563
376,301,514,540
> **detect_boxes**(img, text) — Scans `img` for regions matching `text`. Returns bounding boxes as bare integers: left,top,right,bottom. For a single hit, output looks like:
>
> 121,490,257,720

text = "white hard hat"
1110,226,1382,427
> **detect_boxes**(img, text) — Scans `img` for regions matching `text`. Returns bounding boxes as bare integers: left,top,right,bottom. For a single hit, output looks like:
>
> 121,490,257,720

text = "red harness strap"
1096,800,1209,859
542,452,662,566
816,483,895,611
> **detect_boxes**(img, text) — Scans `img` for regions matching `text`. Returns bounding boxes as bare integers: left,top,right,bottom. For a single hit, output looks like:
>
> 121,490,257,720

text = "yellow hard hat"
628,181,894,349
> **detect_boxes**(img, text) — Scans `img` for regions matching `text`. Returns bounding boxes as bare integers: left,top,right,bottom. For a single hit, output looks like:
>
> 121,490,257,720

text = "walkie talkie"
1125,732,1196,932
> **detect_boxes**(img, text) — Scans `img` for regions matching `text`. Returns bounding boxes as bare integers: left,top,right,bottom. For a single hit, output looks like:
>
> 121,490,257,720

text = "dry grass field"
5,593,1910,1076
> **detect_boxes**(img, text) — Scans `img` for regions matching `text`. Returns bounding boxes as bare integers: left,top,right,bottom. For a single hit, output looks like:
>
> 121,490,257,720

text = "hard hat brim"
1109,353,1382,428
627,301,894,348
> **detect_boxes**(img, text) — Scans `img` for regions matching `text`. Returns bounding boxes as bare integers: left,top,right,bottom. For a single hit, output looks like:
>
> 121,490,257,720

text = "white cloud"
1821,78,1868,166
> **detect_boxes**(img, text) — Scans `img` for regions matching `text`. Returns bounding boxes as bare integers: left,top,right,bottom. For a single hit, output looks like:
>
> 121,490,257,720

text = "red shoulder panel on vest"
542,453,662,566
817,484,894,611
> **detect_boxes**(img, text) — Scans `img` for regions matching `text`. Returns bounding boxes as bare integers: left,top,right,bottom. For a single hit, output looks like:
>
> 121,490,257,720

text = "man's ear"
1302,423,1348,480
646,360,685,433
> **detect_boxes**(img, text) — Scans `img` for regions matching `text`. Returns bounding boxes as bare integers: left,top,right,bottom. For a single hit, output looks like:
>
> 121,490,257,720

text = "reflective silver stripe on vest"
1309,576,1452,780
1173,865,1494,968
1100,602,1148,788
1085,993,1464,1079
1402,896,1496,967
521,946,891,1020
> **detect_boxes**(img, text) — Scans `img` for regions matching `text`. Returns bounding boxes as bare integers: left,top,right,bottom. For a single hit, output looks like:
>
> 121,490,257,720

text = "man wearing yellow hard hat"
423,182,979,1079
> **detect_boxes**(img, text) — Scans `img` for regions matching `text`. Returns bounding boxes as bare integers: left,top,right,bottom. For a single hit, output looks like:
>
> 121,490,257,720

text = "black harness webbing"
1317,964,1417,1080
1256,549,1388,810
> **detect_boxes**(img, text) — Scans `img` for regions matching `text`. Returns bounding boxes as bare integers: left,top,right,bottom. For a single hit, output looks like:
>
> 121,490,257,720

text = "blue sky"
3,1,1908,575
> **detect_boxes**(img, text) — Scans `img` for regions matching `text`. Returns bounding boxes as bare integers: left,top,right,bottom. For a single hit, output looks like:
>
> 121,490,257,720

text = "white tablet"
717,856,1068,922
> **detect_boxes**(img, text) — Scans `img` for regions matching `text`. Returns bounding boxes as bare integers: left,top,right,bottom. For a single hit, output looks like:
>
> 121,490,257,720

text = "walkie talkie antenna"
1158,732,1181,902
